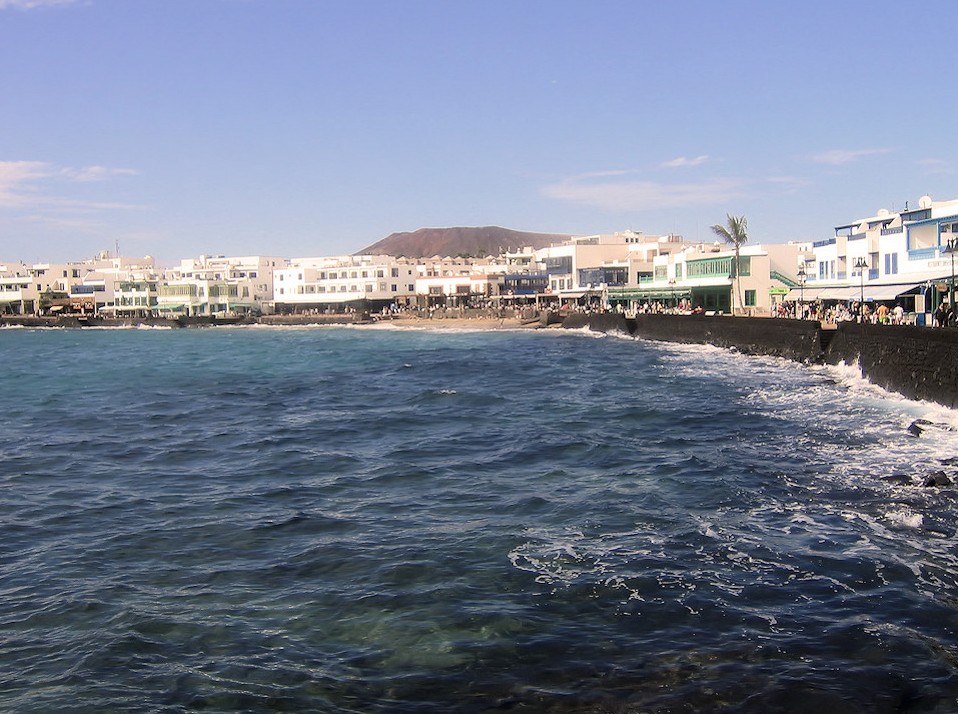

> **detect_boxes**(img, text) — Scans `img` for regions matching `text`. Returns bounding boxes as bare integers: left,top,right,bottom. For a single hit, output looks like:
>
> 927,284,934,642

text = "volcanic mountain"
356,226,573,259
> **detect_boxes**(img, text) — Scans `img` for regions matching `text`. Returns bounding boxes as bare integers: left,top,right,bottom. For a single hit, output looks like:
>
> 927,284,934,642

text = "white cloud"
0,160,52,207
810,148,891,165
0,159,141,211
661,155,709,168
60,165,139,182
0,0,78,8
541,173,747,212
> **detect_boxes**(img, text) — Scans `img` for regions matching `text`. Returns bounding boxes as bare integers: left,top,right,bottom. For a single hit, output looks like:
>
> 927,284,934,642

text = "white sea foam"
884,510,925,530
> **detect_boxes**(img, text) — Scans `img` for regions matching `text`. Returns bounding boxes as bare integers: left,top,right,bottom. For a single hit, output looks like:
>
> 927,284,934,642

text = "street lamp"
854,257,868,322
797,266,806,319
668,278,676,312
944,237,957,310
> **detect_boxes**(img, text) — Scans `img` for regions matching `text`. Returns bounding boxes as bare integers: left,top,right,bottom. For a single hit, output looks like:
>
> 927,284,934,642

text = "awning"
785,284,922,302
862,284,915,301
816,287,859,300
608,288,692,301
783,287,827,301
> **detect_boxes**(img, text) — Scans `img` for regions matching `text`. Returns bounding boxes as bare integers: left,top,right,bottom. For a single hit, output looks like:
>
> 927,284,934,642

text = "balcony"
848,232,866,241
881,226,903,235
908,247,938,261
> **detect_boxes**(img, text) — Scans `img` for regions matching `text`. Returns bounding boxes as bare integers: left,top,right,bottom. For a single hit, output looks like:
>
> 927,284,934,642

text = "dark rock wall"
560,313,630,334
629,315,824,363
825,323,958,408
563,314,823,363
564,314,958,408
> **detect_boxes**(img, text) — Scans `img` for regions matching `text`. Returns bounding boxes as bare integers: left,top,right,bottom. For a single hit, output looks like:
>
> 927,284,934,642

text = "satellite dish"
919,195,933,209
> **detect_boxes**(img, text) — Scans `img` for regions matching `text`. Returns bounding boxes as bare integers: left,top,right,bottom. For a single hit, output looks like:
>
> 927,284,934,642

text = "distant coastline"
0,311,541,331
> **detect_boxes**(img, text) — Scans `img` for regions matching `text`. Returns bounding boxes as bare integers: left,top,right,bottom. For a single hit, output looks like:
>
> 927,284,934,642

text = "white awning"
862,284,915,301
786,283,922,302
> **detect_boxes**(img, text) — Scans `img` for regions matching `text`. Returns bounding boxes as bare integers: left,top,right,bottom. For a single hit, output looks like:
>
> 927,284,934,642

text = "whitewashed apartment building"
271,255,418,313
798,195,958,321
156,255,286,316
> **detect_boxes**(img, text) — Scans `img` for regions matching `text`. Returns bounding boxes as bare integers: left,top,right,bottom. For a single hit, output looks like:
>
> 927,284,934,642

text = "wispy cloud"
0,161,52,208
810,148,892,165
541,172,747,212
0,159,142,212
60,165,140,182
0,0,78,9
917,158,953,174
661,155,709,168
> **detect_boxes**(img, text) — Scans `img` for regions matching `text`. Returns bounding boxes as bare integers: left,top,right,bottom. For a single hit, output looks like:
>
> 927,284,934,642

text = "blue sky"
2,0,956,266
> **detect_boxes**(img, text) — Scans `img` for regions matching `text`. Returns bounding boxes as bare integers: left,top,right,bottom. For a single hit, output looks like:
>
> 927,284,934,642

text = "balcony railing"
881,226,903,235
814,238,837,248
909,247,938,261
848,233,866,241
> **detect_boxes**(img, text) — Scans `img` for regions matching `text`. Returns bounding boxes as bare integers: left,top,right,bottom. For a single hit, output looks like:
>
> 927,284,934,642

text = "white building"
157,254,285,316
607,240,805,315
798,195,958,321
0,253,159,316
272,255,418,313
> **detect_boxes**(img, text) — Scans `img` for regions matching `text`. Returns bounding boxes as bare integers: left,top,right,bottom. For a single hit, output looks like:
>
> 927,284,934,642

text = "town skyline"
2,0,956,266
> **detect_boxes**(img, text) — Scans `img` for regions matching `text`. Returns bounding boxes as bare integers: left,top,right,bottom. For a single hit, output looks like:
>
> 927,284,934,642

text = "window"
391,268,399,278
391,284,397,291
744,290,756,307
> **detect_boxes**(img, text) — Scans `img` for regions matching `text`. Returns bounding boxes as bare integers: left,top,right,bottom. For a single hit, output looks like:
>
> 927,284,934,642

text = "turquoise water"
3,325,958,712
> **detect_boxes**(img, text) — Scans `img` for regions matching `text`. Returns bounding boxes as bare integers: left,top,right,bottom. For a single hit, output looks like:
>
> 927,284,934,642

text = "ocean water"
3,324,958,713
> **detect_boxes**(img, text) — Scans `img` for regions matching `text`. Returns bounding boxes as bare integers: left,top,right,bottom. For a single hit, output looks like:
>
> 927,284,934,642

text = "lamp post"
854,257,868,322
797,266,806,319
945,237,957,312
668,278,676,312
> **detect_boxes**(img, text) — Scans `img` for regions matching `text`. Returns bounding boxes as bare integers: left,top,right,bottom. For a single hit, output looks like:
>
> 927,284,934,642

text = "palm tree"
710,214,748,314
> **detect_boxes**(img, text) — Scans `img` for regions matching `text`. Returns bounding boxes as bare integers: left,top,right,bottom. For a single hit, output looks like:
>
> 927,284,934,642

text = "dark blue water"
3,325,958,712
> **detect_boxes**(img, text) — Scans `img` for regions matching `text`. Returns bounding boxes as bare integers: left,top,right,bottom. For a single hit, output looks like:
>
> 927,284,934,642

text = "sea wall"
563,313,825,363
564,313,958,409
825,322,958,408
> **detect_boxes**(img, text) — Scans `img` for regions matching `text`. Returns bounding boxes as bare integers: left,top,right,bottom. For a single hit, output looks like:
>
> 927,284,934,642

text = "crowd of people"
773,300,910,325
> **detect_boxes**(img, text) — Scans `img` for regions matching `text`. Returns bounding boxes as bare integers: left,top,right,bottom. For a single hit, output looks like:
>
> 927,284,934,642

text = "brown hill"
356,226,572,258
